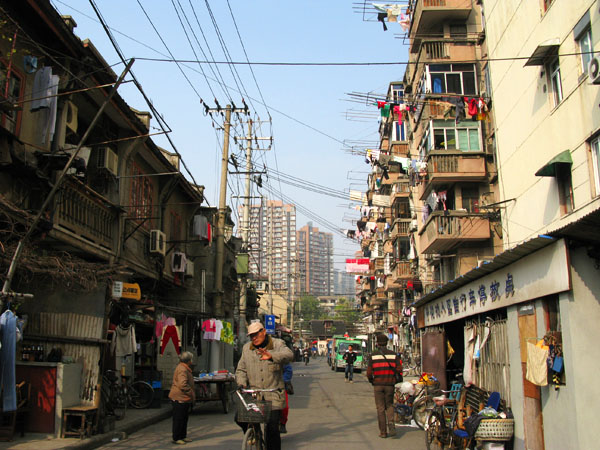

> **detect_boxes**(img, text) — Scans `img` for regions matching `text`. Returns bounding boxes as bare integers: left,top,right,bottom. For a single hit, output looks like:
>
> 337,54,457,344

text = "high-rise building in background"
245,200,296,293
332,269,355,297
297,222,334,296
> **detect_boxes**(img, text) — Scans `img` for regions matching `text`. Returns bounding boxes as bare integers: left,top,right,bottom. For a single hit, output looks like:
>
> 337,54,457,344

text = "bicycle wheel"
425,411,444,450
242,426,263,450
412,396,432,430
129,381,154,409
112,385,128,420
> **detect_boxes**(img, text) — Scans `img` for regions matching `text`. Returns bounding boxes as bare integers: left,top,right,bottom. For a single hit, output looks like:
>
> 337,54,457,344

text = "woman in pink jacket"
168,351,196,444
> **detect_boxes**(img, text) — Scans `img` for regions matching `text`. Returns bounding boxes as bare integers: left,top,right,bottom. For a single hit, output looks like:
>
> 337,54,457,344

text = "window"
0,62,24,136
390,83,404,103
543,0,554,12
577,28,593,74
428,63,477,96
422,120,481,153
130,163,154,228
170,211,181,242
591,137,600,195
462,186,480,212
392,120,406,141
556,163,573,215
548,58,563,106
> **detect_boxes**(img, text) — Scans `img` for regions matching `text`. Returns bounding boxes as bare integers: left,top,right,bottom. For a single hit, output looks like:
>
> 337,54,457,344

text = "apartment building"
297,222,333,296
412,1,600,448
247,200,296,293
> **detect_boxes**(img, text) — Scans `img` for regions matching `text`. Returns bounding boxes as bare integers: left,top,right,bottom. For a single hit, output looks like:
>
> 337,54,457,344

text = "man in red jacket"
366,334,402,438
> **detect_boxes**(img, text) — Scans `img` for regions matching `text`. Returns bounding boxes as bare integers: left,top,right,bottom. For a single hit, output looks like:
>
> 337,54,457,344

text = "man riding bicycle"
235,321,293,450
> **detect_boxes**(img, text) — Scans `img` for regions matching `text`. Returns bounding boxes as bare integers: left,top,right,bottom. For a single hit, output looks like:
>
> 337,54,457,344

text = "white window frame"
425,120,482,152
577,28,593,75
549,58,563,106
425,64,478,96
591,137,600,195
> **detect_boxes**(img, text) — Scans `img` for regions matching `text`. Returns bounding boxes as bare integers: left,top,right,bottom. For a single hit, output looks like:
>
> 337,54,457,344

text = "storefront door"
518,302,545,449
422,328,447,390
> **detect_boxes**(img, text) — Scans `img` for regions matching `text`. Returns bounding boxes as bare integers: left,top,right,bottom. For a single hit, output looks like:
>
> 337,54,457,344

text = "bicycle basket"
474,419,514,441
235,393,272,424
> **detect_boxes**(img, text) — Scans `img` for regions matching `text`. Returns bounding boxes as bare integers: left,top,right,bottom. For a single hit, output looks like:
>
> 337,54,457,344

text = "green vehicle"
330,337,364,372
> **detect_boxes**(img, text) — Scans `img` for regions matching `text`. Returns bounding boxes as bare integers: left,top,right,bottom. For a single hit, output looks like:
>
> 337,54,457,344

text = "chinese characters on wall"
425,273,515,322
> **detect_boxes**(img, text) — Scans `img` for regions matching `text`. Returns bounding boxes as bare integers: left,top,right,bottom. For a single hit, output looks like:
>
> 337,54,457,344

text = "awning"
524,38,560,66
535,150,572,176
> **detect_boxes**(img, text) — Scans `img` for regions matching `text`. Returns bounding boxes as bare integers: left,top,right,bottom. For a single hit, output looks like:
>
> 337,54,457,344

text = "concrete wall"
506,304,526,450
484,0,600,246
559,246,600,450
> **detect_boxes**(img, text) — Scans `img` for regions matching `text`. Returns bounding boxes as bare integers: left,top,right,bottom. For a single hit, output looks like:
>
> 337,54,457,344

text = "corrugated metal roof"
415,235,557,307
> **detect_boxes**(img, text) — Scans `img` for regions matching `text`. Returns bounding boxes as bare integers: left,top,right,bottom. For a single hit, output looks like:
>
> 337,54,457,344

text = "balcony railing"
418,152,487,200
390,218,411,237
390,142,409,157
419,211,490,254
393,261,412,280
54,179,117,250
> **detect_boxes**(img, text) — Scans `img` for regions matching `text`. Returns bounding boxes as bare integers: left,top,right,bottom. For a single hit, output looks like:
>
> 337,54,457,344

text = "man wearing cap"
366,333,402,438
236,321,293,450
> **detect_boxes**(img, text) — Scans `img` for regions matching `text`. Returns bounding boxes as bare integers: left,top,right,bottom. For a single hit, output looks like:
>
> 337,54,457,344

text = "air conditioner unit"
172,252,186,272
589,56,600,84
97,147,118,176
185,260,195,278
150,229,166,256
65,101,78,134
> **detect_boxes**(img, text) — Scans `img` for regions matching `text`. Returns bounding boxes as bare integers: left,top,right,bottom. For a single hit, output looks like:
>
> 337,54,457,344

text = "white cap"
247,322,264,335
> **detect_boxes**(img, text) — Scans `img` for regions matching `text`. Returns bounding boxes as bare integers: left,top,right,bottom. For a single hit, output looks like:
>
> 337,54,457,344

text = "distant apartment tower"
332,269,355,297
245,200,296,292
297,222,333,296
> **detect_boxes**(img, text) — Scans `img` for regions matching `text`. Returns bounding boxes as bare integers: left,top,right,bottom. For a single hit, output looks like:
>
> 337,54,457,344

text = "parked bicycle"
236,387,279,450
424,385,464,450
394,373,440,429
101,370,154,420
402,352,422,377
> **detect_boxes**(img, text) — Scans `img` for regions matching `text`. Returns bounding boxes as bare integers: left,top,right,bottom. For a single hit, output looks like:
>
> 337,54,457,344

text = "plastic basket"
235,394,272,424
474,419,515,441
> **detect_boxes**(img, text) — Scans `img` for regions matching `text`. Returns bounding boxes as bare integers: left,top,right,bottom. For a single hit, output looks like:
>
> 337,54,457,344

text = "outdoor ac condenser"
150,229,166,256
589,56,600,84
97,147,118,176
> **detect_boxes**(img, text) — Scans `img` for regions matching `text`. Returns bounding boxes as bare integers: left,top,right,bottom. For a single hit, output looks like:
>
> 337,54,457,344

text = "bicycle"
407,373,441,429
236,387,279,450
424,385,465,450
401,351,422,377
101,370,155,420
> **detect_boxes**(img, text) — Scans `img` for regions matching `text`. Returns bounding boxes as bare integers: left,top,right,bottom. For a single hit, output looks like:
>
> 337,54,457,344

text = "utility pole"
238,119,253,342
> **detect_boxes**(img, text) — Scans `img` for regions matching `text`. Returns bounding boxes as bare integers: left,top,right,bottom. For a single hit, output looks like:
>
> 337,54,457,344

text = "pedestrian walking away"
366,334,402,439
168,351,196,445
280,362,293,434
235,321,293,450
344,344,358,383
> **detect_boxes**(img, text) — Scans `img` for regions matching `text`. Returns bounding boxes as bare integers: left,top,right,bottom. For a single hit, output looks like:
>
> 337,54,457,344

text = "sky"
50,0,410,270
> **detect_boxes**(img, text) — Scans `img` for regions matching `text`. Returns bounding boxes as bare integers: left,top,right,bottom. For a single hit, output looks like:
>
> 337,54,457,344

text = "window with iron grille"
129,162,153,229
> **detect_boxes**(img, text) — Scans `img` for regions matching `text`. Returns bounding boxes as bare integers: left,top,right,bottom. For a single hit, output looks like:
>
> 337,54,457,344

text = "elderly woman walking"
168,351,196,444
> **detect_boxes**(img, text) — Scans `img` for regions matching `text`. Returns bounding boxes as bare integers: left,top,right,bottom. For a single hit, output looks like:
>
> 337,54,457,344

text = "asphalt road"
96,357,427,449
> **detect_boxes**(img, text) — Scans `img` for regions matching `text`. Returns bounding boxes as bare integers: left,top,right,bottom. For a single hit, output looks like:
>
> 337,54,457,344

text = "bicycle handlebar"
239,388,280,393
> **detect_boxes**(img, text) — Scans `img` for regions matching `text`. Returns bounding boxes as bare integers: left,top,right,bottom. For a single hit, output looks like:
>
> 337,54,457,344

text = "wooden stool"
61,406,98,439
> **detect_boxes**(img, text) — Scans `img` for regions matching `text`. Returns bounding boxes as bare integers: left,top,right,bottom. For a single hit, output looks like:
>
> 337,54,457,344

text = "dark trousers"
172,401,191,441
237,409,281,450
345,364,354,380
373,385,394,434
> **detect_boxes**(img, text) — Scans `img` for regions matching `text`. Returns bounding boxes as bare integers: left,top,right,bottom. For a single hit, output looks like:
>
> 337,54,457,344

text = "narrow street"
96,358,426,449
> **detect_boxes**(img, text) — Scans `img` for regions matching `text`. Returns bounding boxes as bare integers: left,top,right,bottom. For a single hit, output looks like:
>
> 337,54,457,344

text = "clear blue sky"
51,0,409,269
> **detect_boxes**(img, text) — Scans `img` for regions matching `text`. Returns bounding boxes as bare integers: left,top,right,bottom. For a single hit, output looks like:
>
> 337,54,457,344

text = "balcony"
390,142,409,157
390,218,412,238
410,0,473,43
391,180,411,202
393,261,413,281
418,211,490,254
418,151,487,200
411,38,479,64
53,179,118,250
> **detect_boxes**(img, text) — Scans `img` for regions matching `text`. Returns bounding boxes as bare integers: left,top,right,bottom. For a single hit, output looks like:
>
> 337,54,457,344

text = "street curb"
67,408,173,450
